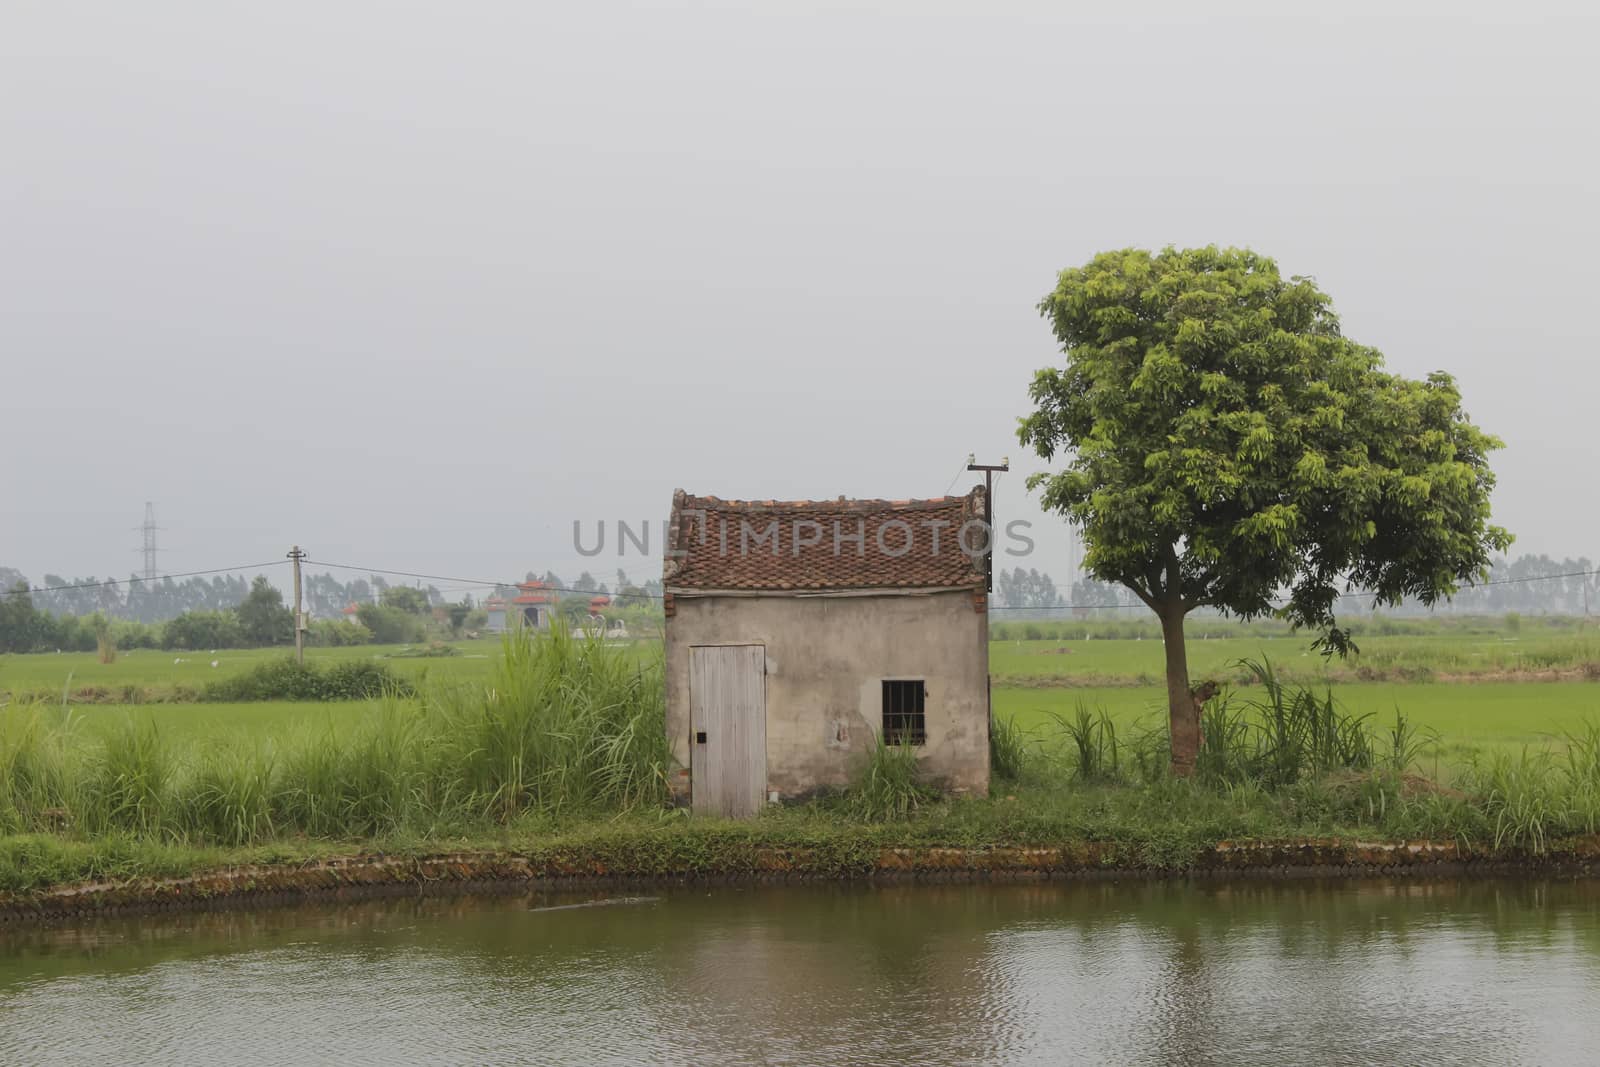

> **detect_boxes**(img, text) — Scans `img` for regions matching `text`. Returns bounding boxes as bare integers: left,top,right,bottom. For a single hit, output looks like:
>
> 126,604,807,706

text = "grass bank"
7,631,1600,907
7,784,1600,914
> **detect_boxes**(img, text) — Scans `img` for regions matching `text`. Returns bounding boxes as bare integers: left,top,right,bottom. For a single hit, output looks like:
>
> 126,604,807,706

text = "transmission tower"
139,502,161,580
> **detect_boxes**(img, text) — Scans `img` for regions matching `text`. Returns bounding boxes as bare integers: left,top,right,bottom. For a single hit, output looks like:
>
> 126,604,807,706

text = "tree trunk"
1159,603,1199,776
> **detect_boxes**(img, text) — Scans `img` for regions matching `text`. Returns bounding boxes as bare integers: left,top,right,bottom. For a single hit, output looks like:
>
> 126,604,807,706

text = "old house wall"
665,590,989,804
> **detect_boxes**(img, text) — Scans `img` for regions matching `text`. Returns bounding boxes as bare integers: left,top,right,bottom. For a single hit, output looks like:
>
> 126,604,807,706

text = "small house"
510,581,553,630
663,488,992,817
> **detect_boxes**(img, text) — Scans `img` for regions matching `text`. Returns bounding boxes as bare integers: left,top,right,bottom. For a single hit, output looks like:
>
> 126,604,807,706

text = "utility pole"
288,545,307,664
966,457,1010,593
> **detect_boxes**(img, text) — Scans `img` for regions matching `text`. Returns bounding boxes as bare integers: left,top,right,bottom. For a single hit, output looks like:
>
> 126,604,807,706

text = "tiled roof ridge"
681,494,971,514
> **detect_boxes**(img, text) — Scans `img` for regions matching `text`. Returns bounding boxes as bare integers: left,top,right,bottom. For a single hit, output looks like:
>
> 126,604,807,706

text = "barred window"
881,680,926,746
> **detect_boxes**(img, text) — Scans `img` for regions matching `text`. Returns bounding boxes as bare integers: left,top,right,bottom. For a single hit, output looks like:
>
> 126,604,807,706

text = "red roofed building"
510,581,553,631
663,487,991,817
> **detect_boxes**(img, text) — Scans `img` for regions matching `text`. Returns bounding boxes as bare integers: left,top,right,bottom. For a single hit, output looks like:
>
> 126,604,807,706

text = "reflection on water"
2,879,1598,1066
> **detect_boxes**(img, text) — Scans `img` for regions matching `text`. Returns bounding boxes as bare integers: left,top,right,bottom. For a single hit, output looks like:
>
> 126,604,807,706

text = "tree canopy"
1019,246,1510,769
237,576,294,646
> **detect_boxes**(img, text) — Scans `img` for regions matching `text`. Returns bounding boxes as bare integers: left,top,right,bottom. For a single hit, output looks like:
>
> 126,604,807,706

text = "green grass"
995,681,1600,766
987,632,1600,685
0,640,502,693
9,753,1600,896
0,628,669,847
6,623,1593,705
13,667,1596,764
0,637,665,703
67,702,365,742
6,625,1600,897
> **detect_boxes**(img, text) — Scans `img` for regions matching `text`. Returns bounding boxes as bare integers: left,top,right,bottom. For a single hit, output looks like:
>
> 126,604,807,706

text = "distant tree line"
1421,554,1597,616
995,567,1129,610
0,565,667,654
993,554,1597,617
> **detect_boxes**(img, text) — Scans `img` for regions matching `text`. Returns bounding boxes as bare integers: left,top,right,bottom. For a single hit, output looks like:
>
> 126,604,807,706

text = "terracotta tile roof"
664,487,987,592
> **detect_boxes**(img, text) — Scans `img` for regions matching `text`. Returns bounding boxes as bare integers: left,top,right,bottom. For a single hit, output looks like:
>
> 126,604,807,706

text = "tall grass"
989,715,1029,783
433,622,669,818
0,704,76,834
92,615,116,665
0,626,669,846
1053,703,1123,783
1196,660,1374,787
847,738,939,820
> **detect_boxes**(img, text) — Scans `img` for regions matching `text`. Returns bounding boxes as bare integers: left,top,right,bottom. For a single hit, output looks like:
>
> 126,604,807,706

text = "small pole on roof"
966,457,1009,593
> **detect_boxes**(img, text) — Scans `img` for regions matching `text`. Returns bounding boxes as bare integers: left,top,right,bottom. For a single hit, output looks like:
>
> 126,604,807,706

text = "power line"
943,455,975,497
3,561,290,598
306,559,666,600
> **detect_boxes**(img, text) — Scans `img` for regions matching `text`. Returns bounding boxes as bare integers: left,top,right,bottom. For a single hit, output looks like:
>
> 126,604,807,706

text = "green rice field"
0,640,506,696
988,631,1600,684
4,623,1598,767
996,681,1600,763
50,681,1597,766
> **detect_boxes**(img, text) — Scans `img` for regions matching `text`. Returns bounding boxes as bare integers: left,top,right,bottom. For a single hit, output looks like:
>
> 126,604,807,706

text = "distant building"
663,488,992,818
510,581,553,630
483,596,509,634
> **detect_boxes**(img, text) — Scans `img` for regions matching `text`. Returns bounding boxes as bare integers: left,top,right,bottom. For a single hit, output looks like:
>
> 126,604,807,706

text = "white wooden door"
689,645,766,818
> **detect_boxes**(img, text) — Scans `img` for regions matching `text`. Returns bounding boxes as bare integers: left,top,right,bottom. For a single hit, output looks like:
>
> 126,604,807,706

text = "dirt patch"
993,664,1600,690
1432,667,1600,684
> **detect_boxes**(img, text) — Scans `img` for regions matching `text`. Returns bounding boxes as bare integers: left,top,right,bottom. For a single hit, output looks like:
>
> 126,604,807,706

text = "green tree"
380,586,430,615
237,576,294,646
447,599,471,637
998,567,1064,609
356,603,424,644
0,581,42,653
1020,247,1510,774
163,609,244,650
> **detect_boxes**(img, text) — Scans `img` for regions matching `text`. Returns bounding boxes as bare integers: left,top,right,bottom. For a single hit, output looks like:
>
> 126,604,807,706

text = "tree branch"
1162,543,1183,610
1143,559,1166,602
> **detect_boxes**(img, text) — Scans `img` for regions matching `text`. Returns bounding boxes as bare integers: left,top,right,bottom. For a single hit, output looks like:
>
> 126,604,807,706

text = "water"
2,878,1598,1065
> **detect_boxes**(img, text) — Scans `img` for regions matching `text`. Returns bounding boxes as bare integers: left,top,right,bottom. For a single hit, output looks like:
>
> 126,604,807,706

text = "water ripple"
1,880,1596,1066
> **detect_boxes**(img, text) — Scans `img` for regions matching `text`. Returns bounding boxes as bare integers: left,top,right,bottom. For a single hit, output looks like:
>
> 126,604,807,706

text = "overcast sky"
3,1,1595,594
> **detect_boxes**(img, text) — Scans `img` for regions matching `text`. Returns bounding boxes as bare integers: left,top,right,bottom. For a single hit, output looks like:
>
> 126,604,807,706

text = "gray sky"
3,1,1596,593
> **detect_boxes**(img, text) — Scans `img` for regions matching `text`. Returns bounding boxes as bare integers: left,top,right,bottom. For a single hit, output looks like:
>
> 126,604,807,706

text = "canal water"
2,878,1598,1065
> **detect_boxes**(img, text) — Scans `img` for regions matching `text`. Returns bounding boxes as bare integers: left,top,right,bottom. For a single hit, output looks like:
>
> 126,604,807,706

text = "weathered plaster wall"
665,590,989,805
